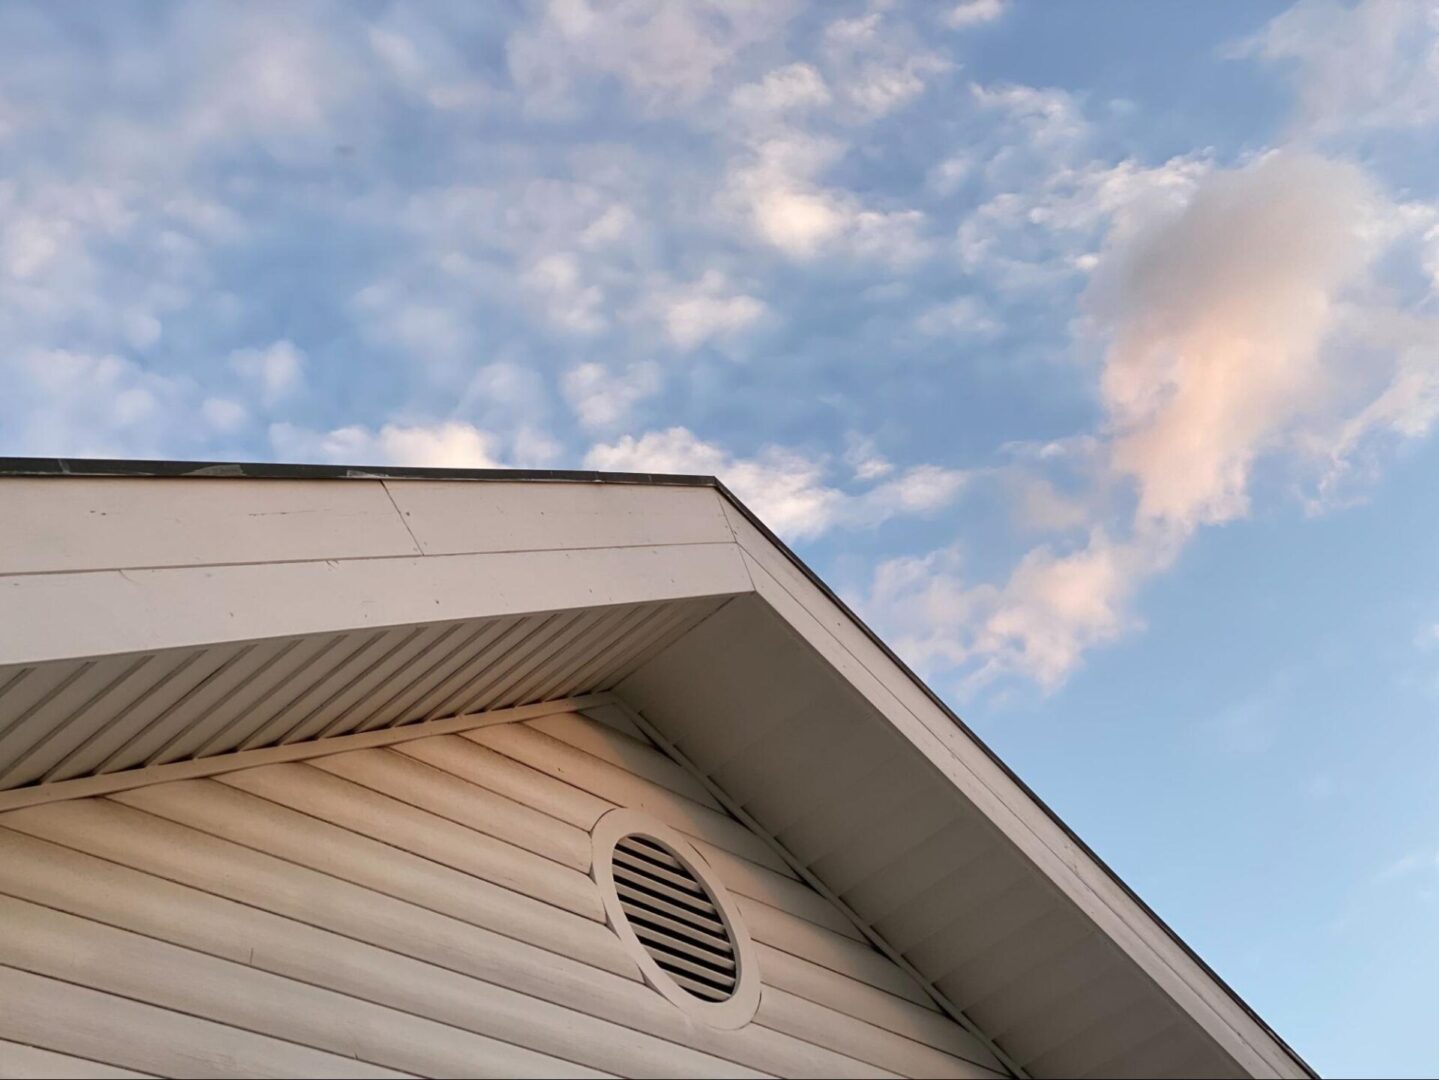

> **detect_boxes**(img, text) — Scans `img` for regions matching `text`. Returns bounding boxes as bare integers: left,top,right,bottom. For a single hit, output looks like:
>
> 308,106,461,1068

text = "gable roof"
0,456,1313,1079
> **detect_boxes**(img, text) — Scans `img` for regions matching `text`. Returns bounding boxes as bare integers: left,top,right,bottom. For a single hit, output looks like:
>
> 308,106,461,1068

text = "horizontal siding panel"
392,723,858,941
217,762,604,921
91,783,632,975
736,895,932,1008
0,830,753,1080
0,810,902,1079
311,748,591,872
394,733,611,828
469,724,793,876
526,713,723,811
757,945,986,1060
759,989,1003,1080
689,838,863,941
0,1041,152,1080
0,896,607,1079
395,730,862,941
0,964,408,1079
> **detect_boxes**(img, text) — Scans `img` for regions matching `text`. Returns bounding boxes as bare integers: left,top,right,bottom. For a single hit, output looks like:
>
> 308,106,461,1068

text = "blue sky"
2,1,1438,1074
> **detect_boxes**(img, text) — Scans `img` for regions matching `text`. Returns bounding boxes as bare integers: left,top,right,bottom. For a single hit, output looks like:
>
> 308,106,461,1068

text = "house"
0,458,1313,1079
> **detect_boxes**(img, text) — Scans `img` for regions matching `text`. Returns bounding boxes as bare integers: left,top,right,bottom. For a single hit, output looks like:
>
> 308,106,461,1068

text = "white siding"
0,712,1007,1079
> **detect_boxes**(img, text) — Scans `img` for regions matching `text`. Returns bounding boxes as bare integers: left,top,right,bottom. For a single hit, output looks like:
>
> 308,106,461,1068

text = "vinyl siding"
0,711,1007,1079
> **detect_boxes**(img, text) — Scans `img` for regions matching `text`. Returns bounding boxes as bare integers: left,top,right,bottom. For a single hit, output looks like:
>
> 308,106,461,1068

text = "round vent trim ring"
592,807,761,1029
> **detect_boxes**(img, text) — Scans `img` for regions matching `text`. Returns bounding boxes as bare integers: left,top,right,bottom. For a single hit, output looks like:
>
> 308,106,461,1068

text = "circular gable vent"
592,808,760,1028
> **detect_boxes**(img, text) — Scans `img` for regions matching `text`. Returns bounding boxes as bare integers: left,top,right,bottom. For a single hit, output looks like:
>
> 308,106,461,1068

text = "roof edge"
0,455,715,487
0,454,1316,1078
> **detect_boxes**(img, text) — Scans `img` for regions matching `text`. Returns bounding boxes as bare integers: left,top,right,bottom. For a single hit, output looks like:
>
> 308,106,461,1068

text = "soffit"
0,598,723,794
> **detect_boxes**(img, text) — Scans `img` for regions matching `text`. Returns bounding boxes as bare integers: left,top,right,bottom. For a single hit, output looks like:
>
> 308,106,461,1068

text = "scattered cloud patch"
230,340,305,407
0,348,195,458
654,271,767,351
1089,150,1378,530
521,252,608,336
562,361,662,431
1235,0,1439,134
731,63,831,115
865,530,1167,690
870,148,1434,689
271,420,504,469
844,434,894,482
944,0,1007,30
507,0,793,115
585,426,967,541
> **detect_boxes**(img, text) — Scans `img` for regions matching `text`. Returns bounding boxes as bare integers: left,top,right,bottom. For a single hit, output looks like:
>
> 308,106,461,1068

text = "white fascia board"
0,476,734,576
715,496,1309,1080
0,543,751,666
0,477,423,573
383,479,734,555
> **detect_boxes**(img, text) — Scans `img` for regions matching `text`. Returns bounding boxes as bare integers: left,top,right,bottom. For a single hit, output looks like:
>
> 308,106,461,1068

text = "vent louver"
611,834,738,1002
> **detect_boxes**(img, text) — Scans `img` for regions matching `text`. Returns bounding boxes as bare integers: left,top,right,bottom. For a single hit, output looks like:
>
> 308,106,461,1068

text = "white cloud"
0,348,196,458
654,271,767,350
1377,849,1439,884
271,420,504,469
562,361,663,431
865,528,1173,690
201,397,249,434
915,295,1001,339
1312,306,1439,507
1235,0,1439,134
944,0,1007,29
584,427,966,541
521,252,607,336
585,427,842,538
954,147,1211,296
1088,151,1379,529
727,133,930,262
928,154,973,196
870,149,1429,690
972,82,1089,149
352,279,474,362
844,434,893,482
820,13,951,120
366,18,500,113
230,340,305,407
1011,473,1092,533
731,63,831,115
507,0,793,115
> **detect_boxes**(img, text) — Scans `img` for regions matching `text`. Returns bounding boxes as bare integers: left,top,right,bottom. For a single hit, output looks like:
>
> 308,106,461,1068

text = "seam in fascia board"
379,479,426,556
732,542,1284,1079
0,693,616,814
710,488,760,597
